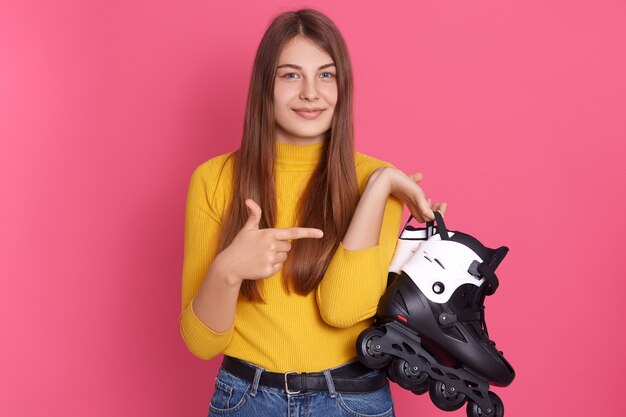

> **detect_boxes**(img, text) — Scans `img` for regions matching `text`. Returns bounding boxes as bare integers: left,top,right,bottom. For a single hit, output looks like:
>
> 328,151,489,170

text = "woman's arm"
342,166,444,249
179,163,236,360
193,197,324,333
183,164,326,353
342,167,446,250
191,260,241,334
341,168,392,250
316,166,445,328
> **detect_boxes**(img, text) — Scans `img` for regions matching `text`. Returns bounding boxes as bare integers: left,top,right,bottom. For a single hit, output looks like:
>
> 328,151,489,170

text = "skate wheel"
411,379,430,395
429,380,467,411
466,391,504,417
356,327,391,369
389,358,429,391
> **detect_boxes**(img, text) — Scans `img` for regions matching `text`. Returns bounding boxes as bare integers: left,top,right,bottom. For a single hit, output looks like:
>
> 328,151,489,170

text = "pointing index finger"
273,227,324,241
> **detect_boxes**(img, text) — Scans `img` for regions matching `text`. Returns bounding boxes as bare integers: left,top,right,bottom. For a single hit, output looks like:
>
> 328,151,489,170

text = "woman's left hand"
370,166,447,223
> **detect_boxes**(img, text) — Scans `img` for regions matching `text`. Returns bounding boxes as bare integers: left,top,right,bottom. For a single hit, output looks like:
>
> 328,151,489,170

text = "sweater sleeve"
316,168,405,328
179,162,234,360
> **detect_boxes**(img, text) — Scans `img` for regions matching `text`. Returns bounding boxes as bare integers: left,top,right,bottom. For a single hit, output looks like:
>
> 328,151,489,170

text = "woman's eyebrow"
277,63,336,70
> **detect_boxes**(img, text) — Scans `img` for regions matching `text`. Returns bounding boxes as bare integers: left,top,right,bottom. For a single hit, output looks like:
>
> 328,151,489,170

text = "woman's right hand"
213,198,324,285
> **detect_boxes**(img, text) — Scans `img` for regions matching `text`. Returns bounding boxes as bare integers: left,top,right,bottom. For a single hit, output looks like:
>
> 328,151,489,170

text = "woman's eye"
283,73,299,79
320,72,336,79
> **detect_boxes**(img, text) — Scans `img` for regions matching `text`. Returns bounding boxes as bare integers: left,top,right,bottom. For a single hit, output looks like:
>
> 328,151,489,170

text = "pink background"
1,0,624,416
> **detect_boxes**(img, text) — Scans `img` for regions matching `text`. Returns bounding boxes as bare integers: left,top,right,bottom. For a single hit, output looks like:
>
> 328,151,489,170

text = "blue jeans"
207,360,396,417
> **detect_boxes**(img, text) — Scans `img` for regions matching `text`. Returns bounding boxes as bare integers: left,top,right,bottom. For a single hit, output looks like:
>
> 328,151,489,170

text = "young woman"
180,8,446,417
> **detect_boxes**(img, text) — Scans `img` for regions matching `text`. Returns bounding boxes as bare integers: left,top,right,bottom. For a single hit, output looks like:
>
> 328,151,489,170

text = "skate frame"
375,320,498,415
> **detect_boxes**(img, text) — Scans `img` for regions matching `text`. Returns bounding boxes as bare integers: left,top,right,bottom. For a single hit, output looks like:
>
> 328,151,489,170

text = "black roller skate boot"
356,211,515,417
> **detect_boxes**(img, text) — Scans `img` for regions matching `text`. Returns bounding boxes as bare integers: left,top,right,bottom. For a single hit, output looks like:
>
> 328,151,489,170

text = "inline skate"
356,212,515,417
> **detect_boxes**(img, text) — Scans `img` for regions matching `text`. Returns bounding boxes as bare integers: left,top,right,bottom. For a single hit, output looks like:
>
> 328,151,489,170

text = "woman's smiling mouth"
292,108,325,119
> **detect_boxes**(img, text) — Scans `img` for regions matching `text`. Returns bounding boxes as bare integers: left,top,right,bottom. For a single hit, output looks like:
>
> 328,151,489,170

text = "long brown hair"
216,9,360,303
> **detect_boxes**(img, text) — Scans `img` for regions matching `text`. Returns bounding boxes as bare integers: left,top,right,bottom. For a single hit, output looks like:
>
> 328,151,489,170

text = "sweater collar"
275,140,323,171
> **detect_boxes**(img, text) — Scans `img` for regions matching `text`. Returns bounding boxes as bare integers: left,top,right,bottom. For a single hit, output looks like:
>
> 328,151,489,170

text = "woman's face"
273,36,338,145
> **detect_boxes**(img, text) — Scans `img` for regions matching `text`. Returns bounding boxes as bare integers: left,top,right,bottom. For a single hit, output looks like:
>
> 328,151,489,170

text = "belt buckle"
284,371,301,395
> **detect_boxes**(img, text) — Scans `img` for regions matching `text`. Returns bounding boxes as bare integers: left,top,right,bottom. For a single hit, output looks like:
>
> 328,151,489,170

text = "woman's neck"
275,137,323,146
275,140,323,171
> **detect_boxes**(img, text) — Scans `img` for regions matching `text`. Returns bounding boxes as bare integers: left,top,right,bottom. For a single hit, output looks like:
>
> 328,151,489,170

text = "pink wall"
1,0,624,416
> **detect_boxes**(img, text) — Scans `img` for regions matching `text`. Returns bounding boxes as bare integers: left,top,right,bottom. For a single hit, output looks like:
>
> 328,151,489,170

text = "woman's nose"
299,78,319,101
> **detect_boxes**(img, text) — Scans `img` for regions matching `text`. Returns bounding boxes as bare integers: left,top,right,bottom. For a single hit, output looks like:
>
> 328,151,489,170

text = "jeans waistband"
221,355,388,396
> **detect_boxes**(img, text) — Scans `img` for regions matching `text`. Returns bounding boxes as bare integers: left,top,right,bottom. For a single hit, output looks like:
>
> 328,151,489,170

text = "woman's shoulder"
192,151,236,182
355,150,396,176
187,151,237,213
354,150,396,192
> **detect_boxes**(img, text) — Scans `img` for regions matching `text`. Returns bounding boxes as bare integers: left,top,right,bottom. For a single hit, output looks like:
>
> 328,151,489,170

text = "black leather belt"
221,355,388,394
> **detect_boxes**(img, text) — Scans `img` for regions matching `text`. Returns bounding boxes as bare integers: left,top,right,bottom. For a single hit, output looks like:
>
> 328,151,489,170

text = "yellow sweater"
179,140,404,373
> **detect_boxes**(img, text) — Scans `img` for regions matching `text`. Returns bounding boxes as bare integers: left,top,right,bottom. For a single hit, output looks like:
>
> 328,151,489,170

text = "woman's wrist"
192,255,241,334
206,253,242,288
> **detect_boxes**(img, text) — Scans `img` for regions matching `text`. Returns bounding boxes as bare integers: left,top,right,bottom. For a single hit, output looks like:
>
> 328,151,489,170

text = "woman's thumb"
244,199,262,230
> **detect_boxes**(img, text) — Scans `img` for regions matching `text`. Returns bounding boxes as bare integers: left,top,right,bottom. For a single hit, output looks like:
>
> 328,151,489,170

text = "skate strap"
404,210,448,239
402,214,419,234
476,261,499,295
476,246,509,296
432,211,449,239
